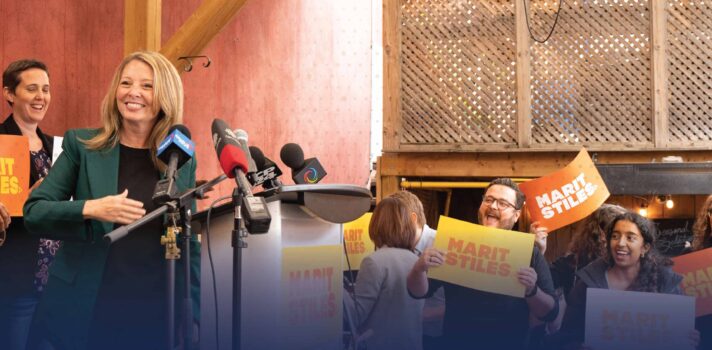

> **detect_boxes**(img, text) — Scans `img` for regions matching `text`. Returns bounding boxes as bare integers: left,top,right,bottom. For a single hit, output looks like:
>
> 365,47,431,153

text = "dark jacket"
23,128,199,350
0,114,54,298
558,258,683,348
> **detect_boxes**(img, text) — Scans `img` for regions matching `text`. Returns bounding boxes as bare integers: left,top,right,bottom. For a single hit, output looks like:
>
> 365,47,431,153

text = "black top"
0,114,53,299
419,247,558,349
89,144,165,349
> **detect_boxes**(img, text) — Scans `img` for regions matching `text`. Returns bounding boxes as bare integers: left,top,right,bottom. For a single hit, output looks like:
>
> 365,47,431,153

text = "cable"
523,0,564,44
205,195,232,350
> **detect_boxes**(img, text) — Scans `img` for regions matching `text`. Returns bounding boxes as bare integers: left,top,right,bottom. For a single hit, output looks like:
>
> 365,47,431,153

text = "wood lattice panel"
667,0,712,144
399,0,517,145
529,0,652,146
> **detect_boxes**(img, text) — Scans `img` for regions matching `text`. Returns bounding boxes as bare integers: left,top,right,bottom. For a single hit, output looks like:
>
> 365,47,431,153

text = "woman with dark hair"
550,204,627,298
0,58,57,350
558,212,698,349
344,196,425,350
688,194,712,349
23,51,199,350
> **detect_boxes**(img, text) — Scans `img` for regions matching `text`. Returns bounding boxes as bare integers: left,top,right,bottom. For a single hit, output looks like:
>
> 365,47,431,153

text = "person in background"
0,58,58,350
558,212,699,349
689,194,712,349
344,195,425,350
23,51,200,350
390,190,445,349
408,178,558,349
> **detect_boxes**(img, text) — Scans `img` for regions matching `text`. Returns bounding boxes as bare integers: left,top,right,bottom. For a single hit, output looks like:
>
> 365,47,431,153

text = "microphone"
211,119,271,233
248,146,283,190
279,143,327,184
152,124,194,204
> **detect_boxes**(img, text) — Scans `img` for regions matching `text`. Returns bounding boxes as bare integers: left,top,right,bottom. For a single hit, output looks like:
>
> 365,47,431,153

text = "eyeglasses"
482,196,517,211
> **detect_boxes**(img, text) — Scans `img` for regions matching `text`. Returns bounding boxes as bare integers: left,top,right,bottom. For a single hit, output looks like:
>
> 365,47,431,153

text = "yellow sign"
281,245,342,349
0,135,30,216
342,213,375,271
429,216,535,297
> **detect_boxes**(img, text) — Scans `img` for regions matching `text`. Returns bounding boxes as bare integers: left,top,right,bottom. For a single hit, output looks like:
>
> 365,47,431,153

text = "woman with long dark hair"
558,212,698,349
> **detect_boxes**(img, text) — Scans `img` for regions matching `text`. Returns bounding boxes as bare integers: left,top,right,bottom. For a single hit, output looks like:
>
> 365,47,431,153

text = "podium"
192,184,372,350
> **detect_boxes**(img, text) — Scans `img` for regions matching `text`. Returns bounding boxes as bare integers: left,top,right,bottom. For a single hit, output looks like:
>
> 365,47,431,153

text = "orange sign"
672,247,712,317
519,149,610,231
0,135,30,216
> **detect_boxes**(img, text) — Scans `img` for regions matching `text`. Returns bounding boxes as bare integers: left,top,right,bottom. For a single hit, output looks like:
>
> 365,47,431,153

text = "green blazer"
23,128,200,350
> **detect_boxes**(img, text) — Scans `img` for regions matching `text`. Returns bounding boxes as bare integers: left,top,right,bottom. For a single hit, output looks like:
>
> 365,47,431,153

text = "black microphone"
279,143,327,184
248,146,283,190
152,124,194,204
211,119,271,233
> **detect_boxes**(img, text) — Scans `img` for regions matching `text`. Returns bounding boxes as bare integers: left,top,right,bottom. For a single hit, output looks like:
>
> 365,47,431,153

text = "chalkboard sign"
653,218,694,257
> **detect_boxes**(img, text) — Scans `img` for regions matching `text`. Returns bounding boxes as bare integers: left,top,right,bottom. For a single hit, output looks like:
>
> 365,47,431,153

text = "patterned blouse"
30,149,61,293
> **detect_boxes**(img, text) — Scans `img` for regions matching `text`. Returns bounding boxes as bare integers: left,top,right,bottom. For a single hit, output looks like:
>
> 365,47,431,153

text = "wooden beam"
650,0,669,148
124,0,162,55
160,0,249,71
382,0,402,152
515,0,532,148
377,156,400,203
379,151,712,178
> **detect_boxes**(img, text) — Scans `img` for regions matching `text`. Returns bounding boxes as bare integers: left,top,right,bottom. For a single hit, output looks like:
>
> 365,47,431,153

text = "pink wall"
1,0,372,207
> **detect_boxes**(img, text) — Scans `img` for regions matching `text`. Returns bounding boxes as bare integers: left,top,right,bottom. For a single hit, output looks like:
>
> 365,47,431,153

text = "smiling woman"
0,58,58,350
556,212,699,349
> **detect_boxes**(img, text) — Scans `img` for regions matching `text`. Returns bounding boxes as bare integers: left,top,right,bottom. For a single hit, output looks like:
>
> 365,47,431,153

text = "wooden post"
124,0,162,54
382,0,402,152
377,156,400,202
515,0,532,148
651,0,668,148
160,0,249,71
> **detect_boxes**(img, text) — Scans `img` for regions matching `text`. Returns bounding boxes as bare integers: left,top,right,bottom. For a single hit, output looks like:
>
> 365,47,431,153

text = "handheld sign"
0,135,30,216
342,213,375,271
672,247,712,317
519,148,609,231
429,216,534,297
585,288,695,350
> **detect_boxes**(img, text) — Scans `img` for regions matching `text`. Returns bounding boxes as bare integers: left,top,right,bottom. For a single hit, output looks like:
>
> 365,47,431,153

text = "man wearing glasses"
408,178,558,349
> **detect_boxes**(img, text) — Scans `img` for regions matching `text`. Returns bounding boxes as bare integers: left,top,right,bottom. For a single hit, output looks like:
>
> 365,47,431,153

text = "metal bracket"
177,55,212,72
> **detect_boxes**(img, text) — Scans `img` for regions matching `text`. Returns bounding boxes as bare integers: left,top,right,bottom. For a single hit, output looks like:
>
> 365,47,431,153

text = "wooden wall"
0,0,373,208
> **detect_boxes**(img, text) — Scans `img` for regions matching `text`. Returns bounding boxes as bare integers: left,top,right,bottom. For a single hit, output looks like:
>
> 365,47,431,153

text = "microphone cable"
205,194,232,350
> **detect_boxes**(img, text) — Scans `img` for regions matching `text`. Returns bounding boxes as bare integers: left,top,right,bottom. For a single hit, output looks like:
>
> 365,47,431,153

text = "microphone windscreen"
157,124,194,167
218,144,249,178
280,143,305,170
171,124,191,139
249,146,266,170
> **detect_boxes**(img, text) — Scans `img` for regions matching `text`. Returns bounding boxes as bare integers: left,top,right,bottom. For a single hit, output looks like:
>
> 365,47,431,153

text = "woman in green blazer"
24,51,200,350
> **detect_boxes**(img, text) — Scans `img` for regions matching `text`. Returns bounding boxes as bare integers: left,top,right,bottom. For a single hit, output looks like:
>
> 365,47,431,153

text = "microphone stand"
231,170,252,350
104,174,227,350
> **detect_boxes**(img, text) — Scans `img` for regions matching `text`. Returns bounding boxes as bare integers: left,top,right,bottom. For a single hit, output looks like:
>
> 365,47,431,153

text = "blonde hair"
83,51,183,170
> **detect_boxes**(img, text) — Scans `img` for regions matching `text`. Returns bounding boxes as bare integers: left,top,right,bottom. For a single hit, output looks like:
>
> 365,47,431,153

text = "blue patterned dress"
29,149,60,292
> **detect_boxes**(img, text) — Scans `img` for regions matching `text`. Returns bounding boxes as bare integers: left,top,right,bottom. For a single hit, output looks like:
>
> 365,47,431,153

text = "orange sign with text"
519,149,610,231
673,247,712,317
0,135,30,216
429,216,535,297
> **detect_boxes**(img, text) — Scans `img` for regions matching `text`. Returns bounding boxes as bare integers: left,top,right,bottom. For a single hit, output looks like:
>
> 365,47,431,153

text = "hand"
530,221,549,255
690,329,700,349
82,189,146,225
29,178,44,193
415,247,444,273
0,201,10,231
517,267,538,296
